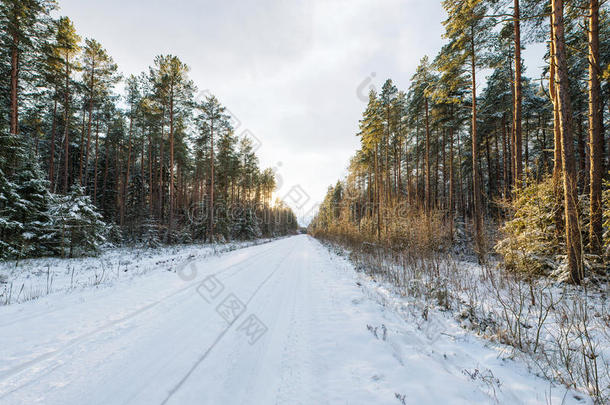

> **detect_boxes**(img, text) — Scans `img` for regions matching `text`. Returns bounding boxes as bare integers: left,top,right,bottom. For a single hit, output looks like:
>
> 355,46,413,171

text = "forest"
0,0,298,259
310,1,610,400
0,0,609,403
311,0,610,284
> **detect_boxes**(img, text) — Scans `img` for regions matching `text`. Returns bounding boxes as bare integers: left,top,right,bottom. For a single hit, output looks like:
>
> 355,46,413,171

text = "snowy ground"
0,238,275,306
0,235,593,404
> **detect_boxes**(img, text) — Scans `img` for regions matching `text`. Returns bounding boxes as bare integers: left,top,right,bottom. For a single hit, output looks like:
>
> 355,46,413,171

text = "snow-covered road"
0,236,590,404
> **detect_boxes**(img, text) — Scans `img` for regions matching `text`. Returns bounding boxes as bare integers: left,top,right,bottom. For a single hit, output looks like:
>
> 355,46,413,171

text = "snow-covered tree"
48,185,106,257
232,206,261,240
0,167,23,258
0,134,51,259
140,218,161,248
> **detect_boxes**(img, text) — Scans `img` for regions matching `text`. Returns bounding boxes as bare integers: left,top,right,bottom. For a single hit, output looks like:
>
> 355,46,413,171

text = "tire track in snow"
0,242,277,329
159,238,298,405
0,242,283,397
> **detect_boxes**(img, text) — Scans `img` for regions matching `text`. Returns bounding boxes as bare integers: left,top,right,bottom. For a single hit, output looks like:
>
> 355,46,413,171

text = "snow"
0,235,593,404
0,239,276,305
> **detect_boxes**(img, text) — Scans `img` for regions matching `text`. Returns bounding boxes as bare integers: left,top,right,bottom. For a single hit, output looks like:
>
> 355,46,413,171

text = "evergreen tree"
149,55,194,241
442,0,495,258
48,185,106,257
53,16,80,194
0,134,51,259
79,38,119,187
197,95,228,241
0,0,55,135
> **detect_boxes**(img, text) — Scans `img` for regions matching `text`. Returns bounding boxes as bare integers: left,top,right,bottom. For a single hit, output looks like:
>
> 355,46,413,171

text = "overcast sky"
58,0,546,224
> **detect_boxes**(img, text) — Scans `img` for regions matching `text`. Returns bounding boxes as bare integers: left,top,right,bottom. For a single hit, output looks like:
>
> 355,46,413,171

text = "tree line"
0,0,297,259
311,0,610,284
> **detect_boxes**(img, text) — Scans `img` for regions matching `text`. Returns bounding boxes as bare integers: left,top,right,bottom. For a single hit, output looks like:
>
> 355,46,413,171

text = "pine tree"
80,38,118,187
587,0,603,254
198,94,228,242
442,0,495,258
380,79,398,206
53,16,80,194
513,0,524,188
409,57,437,213
433,43,469,237
359,90,383,239
0,0,55,135
551,0,583,283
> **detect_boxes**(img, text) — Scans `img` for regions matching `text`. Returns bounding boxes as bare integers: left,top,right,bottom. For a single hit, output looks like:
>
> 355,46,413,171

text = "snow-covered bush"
47,186,107,257
213,201,234,241
333,237,609,403
495,177,563,276
232,206,262,240
140,218,162,248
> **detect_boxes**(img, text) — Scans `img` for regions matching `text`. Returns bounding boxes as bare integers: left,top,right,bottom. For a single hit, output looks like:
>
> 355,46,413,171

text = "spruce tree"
48,185,106,257
0,134,51,259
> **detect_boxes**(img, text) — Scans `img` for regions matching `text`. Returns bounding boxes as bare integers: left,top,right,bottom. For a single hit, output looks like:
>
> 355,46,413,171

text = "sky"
57,0,546,224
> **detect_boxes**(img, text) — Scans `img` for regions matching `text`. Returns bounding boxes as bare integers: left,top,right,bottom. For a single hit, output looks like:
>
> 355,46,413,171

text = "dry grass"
313,209,610,403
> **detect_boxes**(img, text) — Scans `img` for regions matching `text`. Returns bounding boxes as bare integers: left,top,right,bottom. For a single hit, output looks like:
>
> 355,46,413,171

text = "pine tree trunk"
457,130,465,220
442,129,446,209
385,114,390,206
470,32,483,258
578,119,586,189
121,113,133,227
494,127,501,194
63,56,71,194
550,17,564,239
405,141,411,203
513,0,523,188
50,98,58,192
486,132,492,199
84,109,94,188
10,32,19,135
425,98,431,213
552,0,583,284
393,144,398,196
524,118,529,171
83,62,95,186
141,136,146,213
506,119,513,187
148,132,153,216
158,107,165,221
415,124,419,206
209,119,215,241
115,145,121,219
449,127,454,242
431,131,440,209
588,0,602,254
93,123,102,203
502,115,508,198
102,137,110,202
374,146,381,239
397,137,402,198
168,83,175,242
78,104,86,186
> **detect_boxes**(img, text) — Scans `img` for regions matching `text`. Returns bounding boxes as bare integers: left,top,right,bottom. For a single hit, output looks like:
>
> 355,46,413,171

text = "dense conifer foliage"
0,1,297,258
311,0,610,283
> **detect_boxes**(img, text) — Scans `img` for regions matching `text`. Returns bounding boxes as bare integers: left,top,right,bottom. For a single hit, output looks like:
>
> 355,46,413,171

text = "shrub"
495,177,563,277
